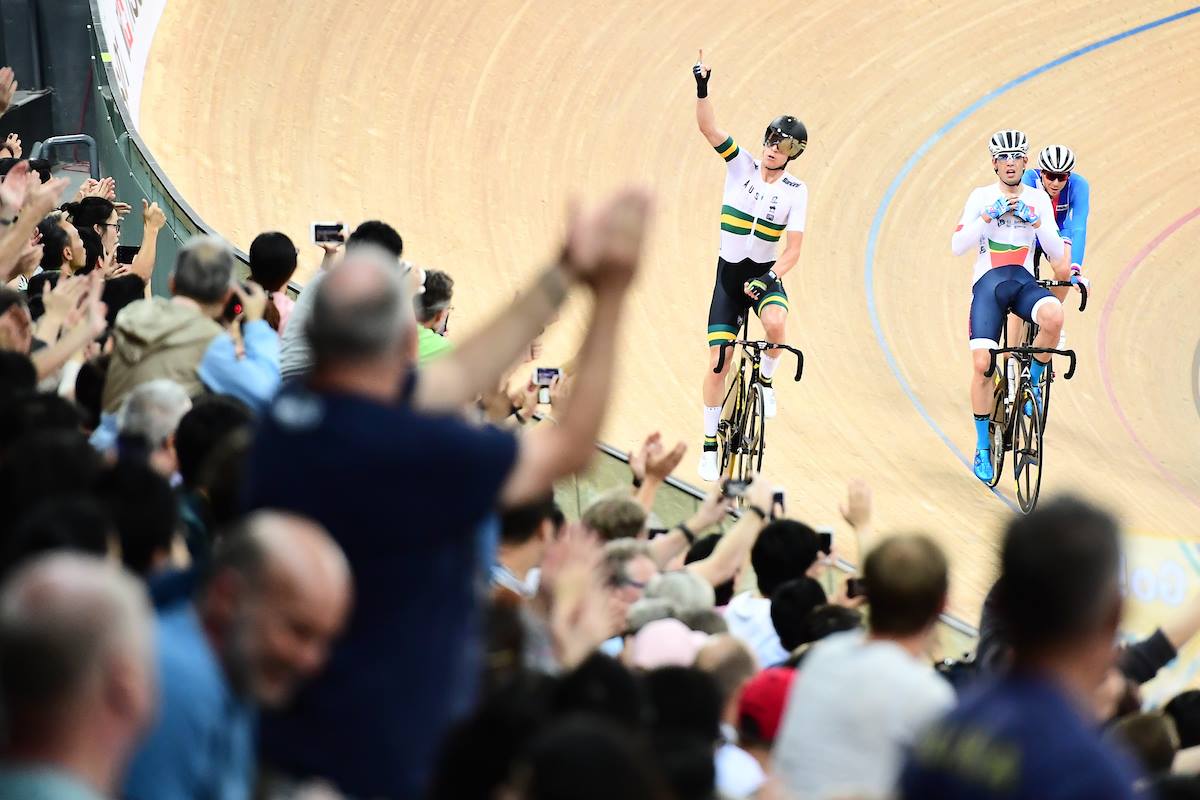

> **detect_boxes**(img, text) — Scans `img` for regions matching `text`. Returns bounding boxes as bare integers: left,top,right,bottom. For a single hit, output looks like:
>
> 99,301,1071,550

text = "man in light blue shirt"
123,511,352,800
198,281,280,413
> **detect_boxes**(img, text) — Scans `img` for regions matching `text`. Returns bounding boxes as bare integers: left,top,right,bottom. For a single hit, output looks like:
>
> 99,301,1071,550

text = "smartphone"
115,244,140,264
846,577,866,599
722,479,751,499
816,525,834,555
533,366,561,404
311,221,345,244
771,489,786,519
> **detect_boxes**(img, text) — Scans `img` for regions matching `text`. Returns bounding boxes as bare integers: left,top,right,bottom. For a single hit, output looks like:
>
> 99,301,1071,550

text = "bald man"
124,511,351,800
246,189,651,798
0,553,156,800
695,634,766,798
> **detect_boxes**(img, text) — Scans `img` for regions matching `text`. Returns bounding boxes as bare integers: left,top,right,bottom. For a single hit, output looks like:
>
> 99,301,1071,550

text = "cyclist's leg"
753,268,788,378
1015,280,1062,407
968,269,1013,480
704,259,744,466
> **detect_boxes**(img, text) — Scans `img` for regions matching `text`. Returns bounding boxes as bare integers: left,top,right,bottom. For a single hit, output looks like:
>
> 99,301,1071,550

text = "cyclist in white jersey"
693,51,808,482
951,129,1067,484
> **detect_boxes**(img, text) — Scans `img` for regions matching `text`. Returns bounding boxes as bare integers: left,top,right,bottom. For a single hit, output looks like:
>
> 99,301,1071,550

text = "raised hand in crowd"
541,523,618,668
631,430,687,511
0,66,17,117
1,132,21,158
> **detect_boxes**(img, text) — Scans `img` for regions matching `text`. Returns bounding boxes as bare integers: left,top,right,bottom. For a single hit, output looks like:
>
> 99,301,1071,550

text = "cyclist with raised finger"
692,50,808,482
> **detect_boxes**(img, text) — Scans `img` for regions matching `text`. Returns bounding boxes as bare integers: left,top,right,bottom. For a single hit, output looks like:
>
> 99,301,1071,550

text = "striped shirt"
713,136,808,265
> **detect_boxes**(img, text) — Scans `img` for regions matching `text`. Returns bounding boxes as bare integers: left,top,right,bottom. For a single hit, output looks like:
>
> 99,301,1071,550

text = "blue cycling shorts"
968,266,1057,350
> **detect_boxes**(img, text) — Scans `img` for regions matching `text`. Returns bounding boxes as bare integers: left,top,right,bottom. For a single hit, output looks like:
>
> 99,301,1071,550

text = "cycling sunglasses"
763,129,804,158
1042,170,1071,182
993,152,1027,163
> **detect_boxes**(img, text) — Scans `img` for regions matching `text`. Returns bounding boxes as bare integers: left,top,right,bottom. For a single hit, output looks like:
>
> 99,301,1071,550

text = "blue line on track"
863,6,1200,512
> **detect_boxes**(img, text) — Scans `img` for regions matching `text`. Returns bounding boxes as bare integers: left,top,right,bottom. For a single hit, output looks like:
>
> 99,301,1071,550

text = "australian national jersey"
713,136,807,265
951,183,1064,285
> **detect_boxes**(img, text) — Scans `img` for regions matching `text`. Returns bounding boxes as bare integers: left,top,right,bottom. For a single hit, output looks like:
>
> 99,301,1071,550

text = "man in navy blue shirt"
900,497,1143,799
245,188,652,799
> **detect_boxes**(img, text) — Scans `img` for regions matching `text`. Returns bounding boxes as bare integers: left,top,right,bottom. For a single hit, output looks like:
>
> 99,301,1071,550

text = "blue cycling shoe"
1022,383,1043,418
973,448,994,483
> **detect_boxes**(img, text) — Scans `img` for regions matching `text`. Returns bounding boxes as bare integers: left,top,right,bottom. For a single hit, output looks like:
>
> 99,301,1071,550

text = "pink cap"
630,618,710,670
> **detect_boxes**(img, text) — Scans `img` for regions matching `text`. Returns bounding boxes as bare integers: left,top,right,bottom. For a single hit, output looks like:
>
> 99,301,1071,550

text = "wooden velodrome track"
140,1,1200,626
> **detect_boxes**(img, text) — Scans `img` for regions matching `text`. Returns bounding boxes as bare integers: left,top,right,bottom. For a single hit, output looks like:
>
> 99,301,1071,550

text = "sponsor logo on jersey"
782,176,800,187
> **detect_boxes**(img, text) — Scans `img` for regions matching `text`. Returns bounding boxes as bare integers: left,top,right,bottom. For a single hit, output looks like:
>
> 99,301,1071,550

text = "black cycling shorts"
706,257,788,348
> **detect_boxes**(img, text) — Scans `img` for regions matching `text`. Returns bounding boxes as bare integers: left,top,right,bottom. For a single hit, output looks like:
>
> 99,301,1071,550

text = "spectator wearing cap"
246,189,651,798
123,511,352,800
725,518,822,668
278,220,405,381
695,634,765,798
775,534,955,798
737,667,796,772
416,268,455,363
901,498,1143,799
0,553,156,800
247,231,298,332
102,235,235,414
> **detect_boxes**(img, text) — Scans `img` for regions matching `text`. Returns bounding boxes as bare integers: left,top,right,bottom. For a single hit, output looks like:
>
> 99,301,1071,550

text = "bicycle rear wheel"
1012,382,1044,513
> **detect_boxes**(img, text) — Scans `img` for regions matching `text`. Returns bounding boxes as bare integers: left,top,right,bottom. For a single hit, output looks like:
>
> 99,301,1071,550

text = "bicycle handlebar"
984,346,1077,381
713,340,804,382
1036,279,1088,312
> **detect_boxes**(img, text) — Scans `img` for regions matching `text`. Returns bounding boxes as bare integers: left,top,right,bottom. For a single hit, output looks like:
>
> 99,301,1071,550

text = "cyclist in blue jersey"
1022,145,1091,298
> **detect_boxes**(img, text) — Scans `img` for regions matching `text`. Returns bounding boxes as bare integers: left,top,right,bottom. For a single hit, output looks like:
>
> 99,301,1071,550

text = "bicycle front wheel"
737,383,766,482
986,379,1008,488
1012,383,1044,513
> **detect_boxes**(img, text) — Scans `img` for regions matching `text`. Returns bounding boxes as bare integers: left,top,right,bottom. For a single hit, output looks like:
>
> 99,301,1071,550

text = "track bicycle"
983,279,1088,512
712,316,804,484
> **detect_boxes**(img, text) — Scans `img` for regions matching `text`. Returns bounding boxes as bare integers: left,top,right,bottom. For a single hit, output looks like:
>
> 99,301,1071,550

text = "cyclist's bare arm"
772,232,804,279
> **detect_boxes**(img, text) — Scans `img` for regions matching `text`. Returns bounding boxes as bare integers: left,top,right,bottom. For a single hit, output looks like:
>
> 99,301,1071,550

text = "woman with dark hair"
248,231,297,332
63,196,166,284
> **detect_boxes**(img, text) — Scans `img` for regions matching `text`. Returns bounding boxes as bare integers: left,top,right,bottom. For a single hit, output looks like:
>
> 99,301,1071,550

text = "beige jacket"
101,297,223,412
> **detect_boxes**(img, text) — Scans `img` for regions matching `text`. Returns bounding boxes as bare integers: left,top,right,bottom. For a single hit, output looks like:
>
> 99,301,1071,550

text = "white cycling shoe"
760,385,777,419
698,450,720,482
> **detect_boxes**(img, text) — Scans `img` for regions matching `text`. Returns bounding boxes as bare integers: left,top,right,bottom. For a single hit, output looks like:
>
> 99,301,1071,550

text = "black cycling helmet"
764,115,808,160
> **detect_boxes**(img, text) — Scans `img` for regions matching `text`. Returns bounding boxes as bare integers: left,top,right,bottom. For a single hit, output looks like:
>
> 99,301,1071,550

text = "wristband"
747,504,768,521
1070,264,1082,275
676,523,697,545
509,406,526,425
0,216,14,226
632,475,644,489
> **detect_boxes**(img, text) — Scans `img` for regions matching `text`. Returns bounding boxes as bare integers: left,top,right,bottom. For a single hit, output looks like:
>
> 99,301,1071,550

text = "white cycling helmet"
988,129,1028,157
1038,144,1076,173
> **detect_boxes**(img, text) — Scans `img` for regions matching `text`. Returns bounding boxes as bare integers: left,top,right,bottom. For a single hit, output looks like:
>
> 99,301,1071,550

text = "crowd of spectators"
3,60,1200,800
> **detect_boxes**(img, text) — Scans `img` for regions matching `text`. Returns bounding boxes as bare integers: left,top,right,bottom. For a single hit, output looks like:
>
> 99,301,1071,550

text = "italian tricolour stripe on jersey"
987,239,1029,268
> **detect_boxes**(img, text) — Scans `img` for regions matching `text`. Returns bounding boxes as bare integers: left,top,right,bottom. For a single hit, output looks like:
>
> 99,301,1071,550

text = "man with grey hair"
247,187,652,798
124,510,352,800
102,235,236,413
116,378,192,478
0,553,156,799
